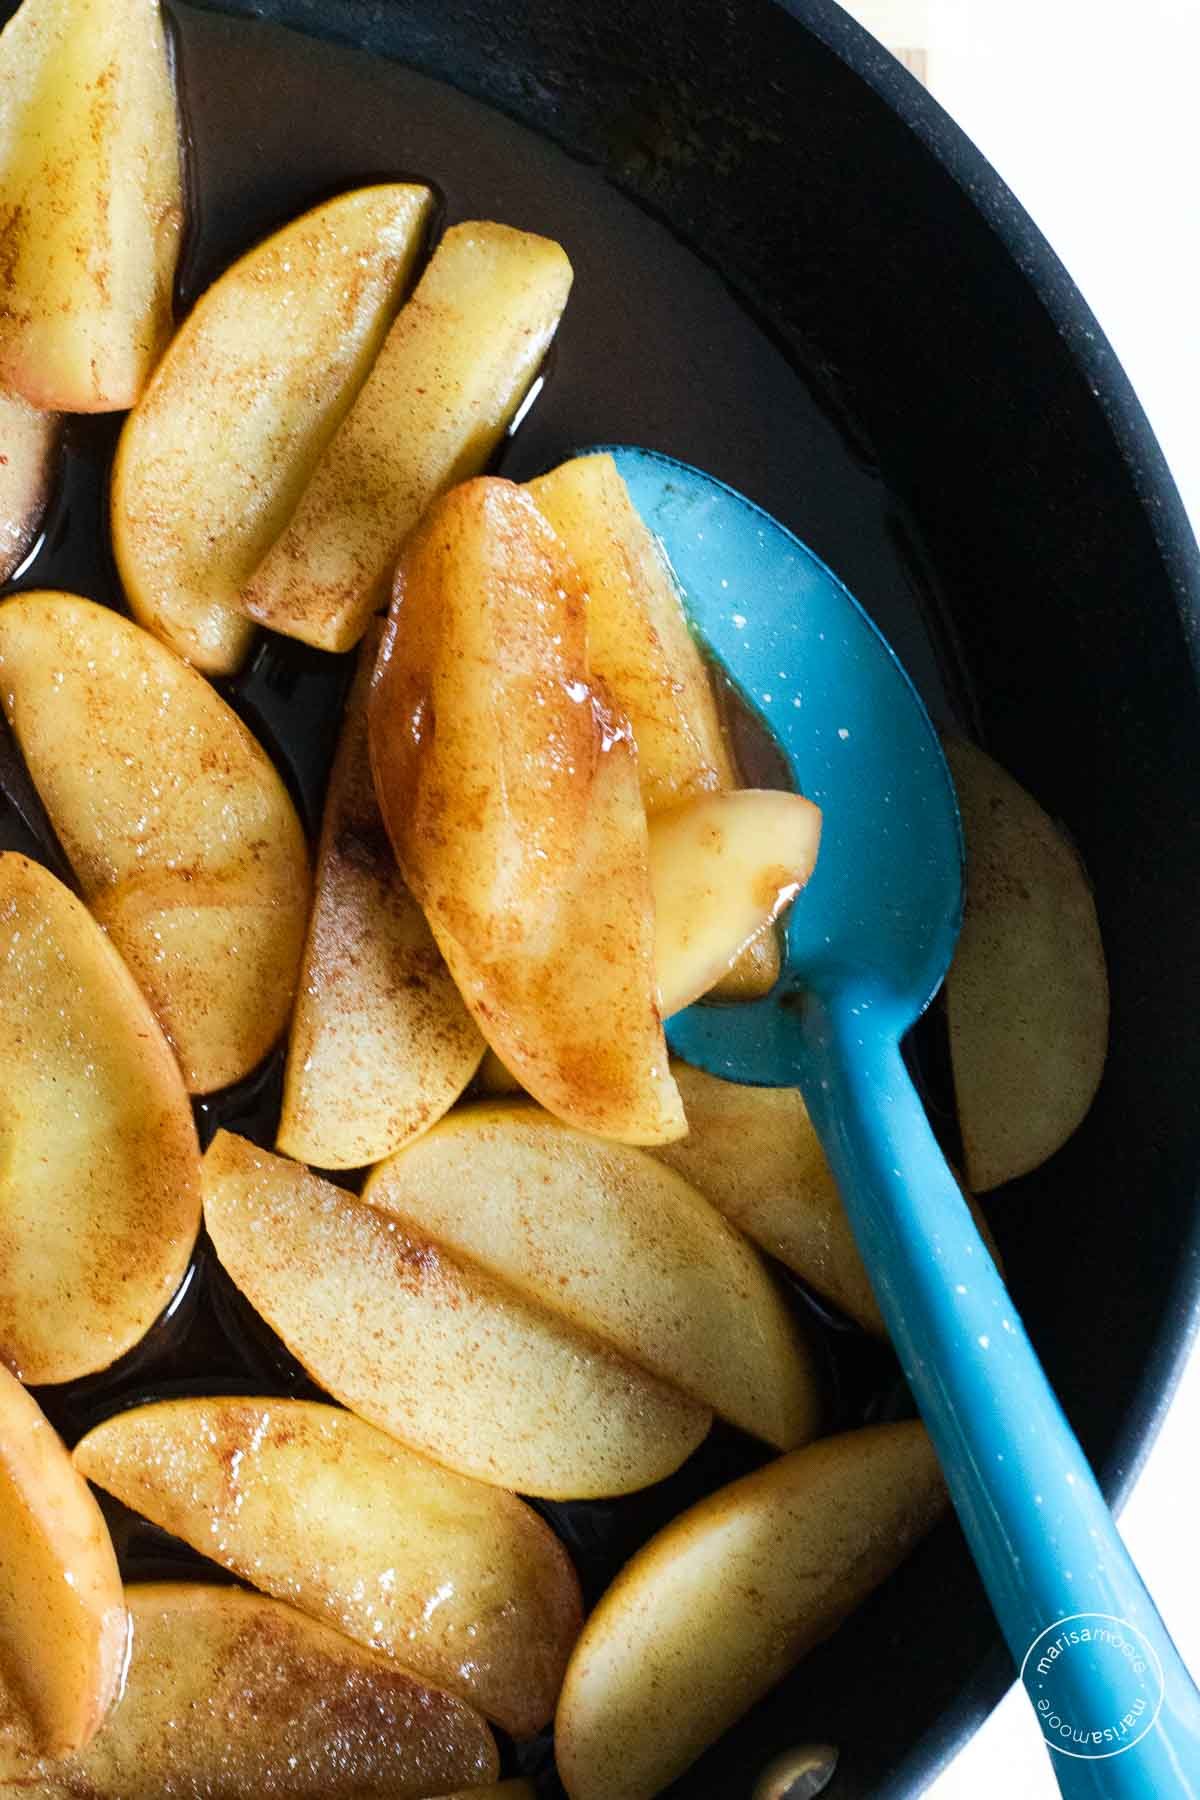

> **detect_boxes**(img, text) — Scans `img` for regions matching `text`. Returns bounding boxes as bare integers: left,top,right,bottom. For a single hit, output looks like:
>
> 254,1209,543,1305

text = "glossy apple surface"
75,1395,581,1737
0,1367,126,1772
0,853,199,1382
0,0,182,411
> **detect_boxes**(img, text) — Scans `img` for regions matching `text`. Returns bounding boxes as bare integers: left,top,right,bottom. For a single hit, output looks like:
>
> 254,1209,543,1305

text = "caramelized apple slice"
0,1583,498,1797
0,0,182,412
278,624,484,1169
945,738,1110,1190
113,184,432,674
0,593,310,1092
203,1132,711,1499
370,478,684,1146
528,452,780,1002
75,1397,580,1737
364,1103,820,1450
657,1061,881,1330
556,1422,945,1800
0,1369,125,1773
242,223,573,652
651,788,820,1017
0,392,57,583
528,451,735,814
0,854,200,1382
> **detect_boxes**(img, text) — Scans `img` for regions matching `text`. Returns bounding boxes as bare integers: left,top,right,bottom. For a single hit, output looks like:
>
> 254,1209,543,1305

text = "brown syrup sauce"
0,4,976,1781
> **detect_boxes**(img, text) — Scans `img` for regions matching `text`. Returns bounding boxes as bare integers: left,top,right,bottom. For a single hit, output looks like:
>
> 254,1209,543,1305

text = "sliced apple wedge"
652,788,820,1017
656,1061,882,1331
0,391,57,583
241,222,573,652
370,478,684,1146
528,452,736,815
0,0,182,412
278,624,484,1169
113,184,432,674
0,592,310,1092
364,1103,820,1450
203,1132,711,1498
74,1397,580,1738
528,451,780,1002
0,853,200,1382
945,738,1110,1190
556,1422,945,1800
0,1368,125,1774
0,1583,499,1797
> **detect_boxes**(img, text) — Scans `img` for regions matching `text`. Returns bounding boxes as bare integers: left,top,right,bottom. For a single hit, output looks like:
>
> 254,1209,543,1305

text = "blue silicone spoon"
603,445,1200,1795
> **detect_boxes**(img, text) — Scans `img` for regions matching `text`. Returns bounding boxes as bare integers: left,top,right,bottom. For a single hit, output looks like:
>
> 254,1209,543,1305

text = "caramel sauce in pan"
0,2,973,1778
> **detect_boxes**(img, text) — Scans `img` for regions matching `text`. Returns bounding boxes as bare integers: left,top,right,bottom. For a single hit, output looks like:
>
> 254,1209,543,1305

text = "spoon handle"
797,995,1200,1797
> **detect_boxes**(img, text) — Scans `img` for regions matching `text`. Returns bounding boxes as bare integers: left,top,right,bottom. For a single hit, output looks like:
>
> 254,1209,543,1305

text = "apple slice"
651,788,821,1017
203,1132,711,1499
0,391,57,583
370,478,684,1146
528,452,780,1003
0,1367,125,1773
0,0,182,412
0,592,310,1092
0,1583,499,1797
364,1103,820,1451
74,1397,579,1738
241,222,574,653
0,853,200,1381
113,184,432,675
945,738,1110,1190
556,1421,945,1800
656,1060,882,1331
278,624,484,1169
527,452,736,815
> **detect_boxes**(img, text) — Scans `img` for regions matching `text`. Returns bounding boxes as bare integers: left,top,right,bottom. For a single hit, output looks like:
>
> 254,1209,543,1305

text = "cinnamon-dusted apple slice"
241,222,573,652
370,478,684,1146
0,593,310,1091
0,392,58,583
0,1368,126,1774
203,1132,710,1499
944,737,1110,1190
0,1583,499,1797
278,624,483,1169
75,1397,581,1738
528,451,736,816
652,788,820,1017
556,1422,945,1800
113,184,432,674
0,0,182,412
528,450,780,1002
0,854,199,1382
364,1103,820,1450
658,1061,1003,1335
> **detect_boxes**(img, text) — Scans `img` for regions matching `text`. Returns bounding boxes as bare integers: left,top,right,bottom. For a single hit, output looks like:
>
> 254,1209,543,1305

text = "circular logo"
1020,1613,1165,1759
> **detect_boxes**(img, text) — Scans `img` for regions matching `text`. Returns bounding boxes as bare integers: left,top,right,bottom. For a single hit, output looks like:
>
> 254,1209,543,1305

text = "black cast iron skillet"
10,0,1200,1794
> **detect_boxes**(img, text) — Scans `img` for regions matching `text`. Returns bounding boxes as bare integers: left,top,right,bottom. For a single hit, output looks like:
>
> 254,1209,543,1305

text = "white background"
833,2,1200,1793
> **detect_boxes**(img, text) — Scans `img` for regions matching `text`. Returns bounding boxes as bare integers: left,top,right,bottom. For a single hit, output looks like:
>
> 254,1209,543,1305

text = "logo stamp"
1020,1613,1165,1759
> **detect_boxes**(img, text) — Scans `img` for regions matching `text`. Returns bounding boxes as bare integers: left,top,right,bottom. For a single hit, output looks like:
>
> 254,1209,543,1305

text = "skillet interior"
8,0,1200,1792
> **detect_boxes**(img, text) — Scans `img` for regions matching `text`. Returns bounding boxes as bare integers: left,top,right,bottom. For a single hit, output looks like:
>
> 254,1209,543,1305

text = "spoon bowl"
610,445,962,1076
601,445,1200,1799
